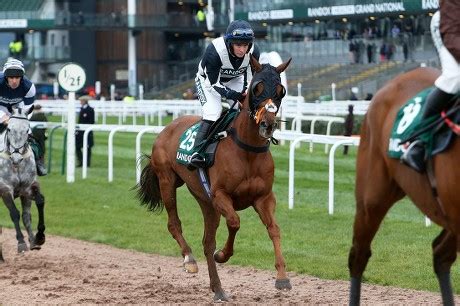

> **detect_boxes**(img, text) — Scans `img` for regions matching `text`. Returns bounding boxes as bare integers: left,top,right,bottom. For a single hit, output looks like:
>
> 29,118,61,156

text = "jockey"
401,1,460,172
0,58,47,176
188,19,260,169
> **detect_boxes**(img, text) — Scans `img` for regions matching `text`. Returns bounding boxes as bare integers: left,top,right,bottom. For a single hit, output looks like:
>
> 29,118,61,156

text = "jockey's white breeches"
195,74,244,121
431,11,460,94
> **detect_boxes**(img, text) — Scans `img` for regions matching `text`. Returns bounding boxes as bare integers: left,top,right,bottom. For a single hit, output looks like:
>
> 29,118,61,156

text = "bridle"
0,115,31,161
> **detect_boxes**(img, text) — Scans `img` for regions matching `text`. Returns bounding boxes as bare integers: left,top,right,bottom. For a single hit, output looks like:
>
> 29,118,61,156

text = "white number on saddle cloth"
396,97,422,134
179,128,196,152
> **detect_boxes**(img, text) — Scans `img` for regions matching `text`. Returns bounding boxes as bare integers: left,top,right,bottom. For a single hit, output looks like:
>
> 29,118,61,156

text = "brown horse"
137,55,292,302
348,66,459,305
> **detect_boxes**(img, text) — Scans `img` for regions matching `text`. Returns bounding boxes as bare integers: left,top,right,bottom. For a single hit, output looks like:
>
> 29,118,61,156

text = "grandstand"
0,0,439,100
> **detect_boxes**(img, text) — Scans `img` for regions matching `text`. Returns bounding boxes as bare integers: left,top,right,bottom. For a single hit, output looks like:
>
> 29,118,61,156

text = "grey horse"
0,107,45,262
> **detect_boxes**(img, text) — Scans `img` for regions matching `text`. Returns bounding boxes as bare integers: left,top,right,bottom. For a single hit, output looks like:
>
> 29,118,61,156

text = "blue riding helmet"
224,20,254,54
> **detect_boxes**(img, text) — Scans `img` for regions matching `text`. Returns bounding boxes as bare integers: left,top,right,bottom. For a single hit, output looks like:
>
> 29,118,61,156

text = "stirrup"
401,140,426,173
187,152,206,170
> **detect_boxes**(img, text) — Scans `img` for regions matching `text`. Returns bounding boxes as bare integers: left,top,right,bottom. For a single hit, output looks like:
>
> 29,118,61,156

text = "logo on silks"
176,123,200,165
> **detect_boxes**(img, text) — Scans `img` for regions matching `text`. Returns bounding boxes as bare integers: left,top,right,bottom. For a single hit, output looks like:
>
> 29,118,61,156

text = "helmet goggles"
227,28,254,43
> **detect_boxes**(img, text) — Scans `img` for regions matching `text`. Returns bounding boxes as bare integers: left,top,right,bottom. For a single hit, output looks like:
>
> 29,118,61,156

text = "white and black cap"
3,58,25,77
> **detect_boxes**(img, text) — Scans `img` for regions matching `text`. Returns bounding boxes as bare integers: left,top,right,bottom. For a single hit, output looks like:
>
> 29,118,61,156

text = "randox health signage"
244,0,439,22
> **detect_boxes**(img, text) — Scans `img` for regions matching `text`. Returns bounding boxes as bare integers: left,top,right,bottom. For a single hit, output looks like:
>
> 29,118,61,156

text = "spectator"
367,43,375,63
76,95,95,167
196,9,205,25
29,104,48,171
349,87,358,100
403,41,409,62
343,104,354,155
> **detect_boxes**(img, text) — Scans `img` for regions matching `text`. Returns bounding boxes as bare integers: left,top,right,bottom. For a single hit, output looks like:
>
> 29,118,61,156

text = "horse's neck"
232,107,266,147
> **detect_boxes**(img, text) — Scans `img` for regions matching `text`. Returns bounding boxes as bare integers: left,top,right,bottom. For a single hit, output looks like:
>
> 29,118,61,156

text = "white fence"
35,96,371,127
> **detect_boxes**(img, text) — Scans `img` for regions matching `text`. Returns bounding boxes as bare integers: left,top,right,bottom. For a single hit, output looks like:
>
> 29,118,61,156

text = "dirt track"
0,228,452,304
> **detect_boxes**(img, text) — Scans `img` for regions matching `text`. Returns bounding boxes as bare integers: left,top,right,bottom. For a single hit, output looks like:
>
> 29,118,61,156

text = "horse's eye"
276,85,286,99
251,81,263,96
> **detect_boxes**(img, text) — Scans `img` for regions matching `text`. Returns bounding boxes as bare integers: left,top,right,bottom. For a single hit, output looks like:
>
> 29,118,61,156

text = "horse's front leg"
198,201,229,302
20,196,40,250
212,190,240,264
32,183,46,246
2,194,28,253
254,192,291,290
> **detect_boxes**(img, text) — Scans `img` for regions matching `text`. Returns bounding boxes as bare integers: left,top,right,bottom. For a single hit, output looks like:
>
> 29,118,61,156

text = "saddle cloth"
388,86,459,159
176,109,238,168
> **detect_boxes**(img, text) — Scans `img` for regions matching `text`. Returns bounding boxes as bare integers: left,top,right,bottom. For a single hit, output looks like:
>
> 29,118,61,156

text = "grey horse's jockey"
401,1,460,172
0,58,47,176
188,20,260,169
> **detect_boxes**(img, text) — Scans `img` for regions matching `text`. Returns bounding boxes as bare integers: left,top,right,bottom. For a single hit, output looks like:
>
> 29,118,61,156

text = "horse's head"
247,55,291,139
5,107,32,165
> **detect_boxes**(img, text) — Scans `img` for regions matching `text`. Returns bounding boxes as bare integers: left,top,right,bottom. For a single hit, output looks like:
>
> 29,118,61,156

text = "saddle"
176,109,238,168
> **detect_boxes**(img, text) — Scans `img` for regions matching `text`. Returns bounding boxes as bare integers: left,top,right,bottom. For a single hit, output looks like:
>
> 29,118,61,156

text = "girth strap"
227,127,270,153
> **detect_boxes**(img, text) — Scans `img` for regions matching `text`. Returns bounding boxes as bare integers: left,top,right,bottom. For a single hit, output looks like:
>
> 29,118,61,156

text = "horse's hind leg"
20,196,40,250
2,194,28,253
31,183,45,245
432,229,456,306
158,173,197,273
349,159,404,305
254,192,291,290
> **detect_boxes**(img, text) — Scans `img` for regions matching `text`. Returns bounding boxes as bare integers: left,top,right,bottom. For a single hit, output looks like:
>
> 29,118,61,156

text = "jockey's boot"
28,135,47,176
36,157,47,176
401,140,426,173
401,87,454,173
187,119,213,170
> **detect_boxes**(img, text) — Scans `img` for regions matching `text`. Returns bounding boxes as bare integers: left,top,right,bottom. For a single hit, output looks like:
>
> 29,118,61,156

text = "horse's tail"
135,154,164,212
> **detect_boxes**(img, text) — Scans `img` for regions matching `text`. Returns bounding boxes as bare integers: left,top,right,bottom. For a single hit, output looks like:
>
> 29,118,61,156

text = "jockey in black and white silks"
189,20,260,169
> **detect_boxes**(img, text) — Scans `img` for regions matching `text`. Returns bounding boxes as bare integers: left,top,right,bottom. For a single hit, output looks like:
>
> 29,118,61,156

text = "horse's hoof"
30,243,41,251
183,255,198,273
213,291,230,302
183,261,198,273
17,242,29,253
0,255,4,263
213,250,227,263
275,278,292,290
34,232,46,246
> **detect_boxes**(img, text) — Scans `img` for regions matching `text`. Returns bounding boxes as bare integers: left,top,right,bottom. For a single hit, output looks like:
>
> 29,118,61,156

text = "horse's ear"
276,58,292,74
26,105,34,116
250,54,262,73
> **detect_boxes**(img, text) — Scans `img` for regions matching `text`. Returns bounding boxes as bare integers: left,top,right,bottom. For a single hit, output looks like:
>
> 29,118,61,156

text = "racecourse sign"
240,0,438,22
307,2,406,17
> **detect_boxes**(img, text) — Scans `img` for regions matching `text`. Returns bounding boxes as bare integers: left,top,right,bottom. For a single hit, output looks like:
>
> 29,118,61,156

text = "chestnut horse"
137,55,292,301
349,67,459,305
